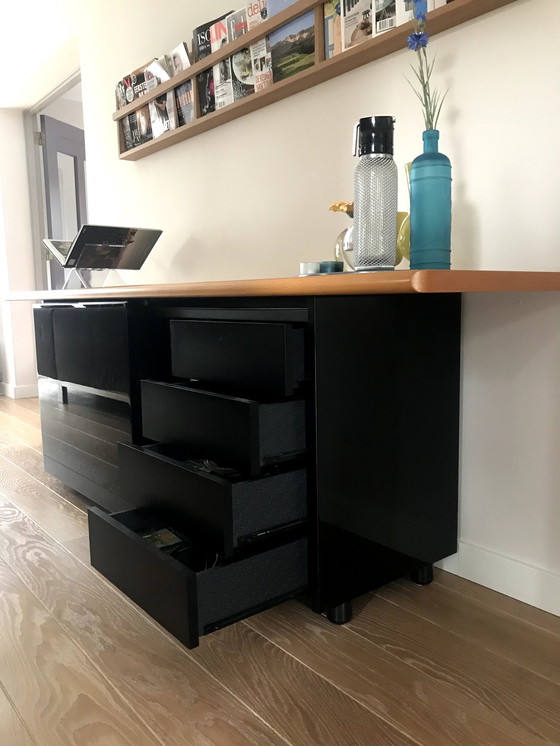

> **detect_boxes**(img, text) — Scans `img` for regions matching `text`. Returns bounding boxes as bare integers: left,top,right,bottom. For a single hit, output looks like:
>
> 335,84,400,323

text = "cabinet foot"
410,563,434,585
326,601,352,624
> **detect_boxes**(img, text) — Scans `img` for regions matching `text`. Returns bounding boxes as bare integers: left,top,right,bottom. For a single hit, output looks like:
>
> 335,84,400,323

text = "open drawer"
88,507,308,649
119,442,307,558
141,380,306,476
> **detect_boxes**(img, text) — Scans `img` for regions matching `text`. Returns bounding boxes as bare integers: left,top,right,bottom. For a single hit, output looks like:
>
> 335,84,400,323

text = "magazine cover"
226,9,255,100
342,0,372,50
210,18,234,109
121,116,133,150
374,0,396,35
128,112,141,148
246,0,273,91
115,80,127,109
174,80,195,126
324,1,343,58
144,59,170,91
193,12,232,117
136,104,153,144
149,92,177,138
268,0,315,83
165,42,191,77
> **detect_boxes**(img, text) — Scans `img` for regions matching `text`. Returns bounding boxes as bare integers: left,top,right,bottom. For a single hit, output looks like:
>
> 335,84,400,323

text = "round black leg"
410,563,434,585
326,601,352,624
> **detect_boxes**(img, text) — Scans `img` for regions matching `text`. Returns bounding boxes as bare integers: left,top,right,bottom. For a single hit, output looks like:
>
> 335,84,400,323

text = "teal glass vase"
409,130,451,269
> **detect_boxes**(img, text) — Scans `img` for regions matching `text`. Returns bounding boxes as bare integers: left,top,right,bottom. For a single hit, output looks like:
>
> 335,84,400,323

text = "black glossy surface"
170,319,305,397
118,441,307,557
88,506,308,649
141,380,306,476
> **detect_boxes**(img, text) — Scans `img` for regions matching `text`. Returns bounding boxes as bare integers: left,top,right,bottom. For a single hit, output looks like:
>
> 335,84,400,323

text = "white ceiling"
0,0,74,108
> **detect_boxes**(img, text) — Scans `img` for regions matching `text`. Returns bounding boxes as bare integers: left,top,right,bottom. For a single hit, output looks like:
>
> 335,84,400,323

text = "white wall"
0,110,40,398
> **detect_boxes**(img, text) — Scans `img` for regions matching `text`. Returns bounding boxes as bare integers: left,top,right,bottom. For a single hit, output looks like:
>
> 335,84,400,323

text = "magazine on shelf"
268,0,315,83
210,17,235,109
342,0,372,50
144,58,171,91
193,12,232,117
374,0,396,34
136,104,153,144
165,42,191,77
149,92,177,138
246,0,273,91
174,80,195,127
128,112,141,148
324,1,342,58
121,115,133,150
42,226,162,270
226,8,255,100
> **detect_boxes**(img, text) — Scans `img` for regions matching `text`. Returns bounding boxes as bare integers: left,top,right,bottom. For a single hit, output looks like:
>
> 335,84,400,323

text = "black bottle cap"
354,116,395,156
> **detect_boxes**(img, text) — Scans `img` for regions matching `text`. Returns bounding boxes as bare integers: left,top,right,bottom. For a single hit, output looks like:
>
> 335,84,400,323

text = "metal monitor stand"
62,268,122,290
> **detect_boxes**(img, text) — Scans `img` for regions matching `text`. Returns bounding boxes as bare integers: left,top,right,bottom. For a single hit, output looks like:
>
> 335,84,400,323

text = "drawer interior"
88,506,308,648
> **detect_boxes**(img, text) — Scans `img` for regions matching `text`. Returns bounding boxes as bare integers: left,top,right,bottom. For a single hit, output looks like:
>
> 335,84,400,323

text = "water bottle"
353,116,398,272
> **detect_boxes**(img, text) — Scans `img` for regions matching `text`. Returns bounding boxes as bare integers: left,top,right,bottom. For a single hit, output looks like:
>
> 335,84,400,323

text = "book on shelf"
268,0,315,84
227,9,255,100
374,0,396,35
165,42,191,77
324,1,342,58
210,17,235,109
174,80,195,127
193,12,232,117
246,0,273,92
136,104,153,144
342,0,372,50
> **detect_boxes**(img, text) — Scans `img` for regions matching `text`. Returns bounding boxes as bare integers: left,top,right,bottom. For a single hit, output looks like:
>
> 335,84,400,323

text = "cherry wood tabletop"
7,270,560,303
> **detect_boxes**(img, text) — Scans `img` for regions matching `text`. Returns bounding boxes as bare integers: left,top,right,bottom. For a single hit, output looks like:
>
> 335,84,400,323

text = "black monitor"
42,225,162,270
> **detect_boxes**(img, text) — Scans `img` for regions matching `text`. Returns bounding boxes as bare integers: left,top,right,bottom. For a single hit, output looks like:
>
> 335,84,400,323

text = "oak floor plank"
0,556,163,746
0,432,91,512
433,568,560,639
0,453,87,543
195,622,417,746
0,396,42,428
61,533,91,565
5,396,40,414
0,504,292,746
0,682,37,746
375,579,560,688
246,600,544,746
0,409,42,450
344,592,560,742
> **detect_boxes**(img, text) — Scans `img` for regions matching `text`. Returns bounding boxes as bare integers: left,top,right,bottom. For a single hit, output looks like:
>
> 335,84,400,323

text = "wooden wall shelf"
114,0,516,161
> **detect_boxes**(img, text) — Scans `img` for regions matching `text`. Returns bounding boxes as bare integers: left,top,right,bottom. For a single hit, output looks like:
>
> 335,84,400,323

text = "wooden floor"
1,398,560,745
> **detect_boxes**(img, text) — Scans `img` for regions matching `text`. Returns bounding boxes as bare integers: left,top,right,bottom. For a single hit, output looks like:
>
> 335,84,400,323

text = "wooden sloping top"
7,270,560,303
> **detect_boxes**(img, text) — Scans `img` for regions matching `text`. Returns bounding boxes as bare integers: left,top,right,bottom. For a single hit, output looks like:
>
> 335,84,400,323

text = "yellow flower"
329,201,354,218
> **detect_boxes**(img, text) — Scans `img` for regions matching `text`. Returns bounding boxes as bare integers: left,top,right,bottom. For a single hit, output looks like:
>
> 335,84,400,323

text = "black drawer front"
170,319,305,398
118,442,307,557
88,507,308,649
141,380,306,476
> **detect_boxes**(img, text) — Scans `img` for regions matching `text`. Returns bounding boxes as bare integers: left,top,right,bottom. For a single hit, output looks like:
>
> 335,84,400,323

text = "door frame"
24,70,83,290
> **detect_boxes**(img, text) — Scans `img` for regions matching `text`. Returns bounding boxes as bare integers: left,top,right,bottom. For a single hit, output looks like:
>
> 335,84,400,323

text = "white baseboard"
437,541,560,617
0,382,39,399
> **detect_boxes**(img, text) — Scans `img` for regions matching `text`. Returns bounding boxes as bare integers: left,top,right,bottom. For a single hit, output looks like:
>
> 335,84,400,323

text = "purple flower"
407,32,429,50
416,12,426,22
414,0,428,16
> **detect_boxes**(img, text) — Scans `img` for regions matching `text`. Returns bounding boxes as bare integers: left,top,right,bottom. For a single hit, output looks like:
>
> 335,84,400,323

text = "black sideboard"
33,290,461,648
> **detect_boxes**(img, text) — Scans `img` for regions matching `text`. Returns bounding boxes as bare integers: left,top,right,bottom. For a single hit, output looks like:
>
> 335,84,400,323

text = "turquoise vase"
409,129,451,269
